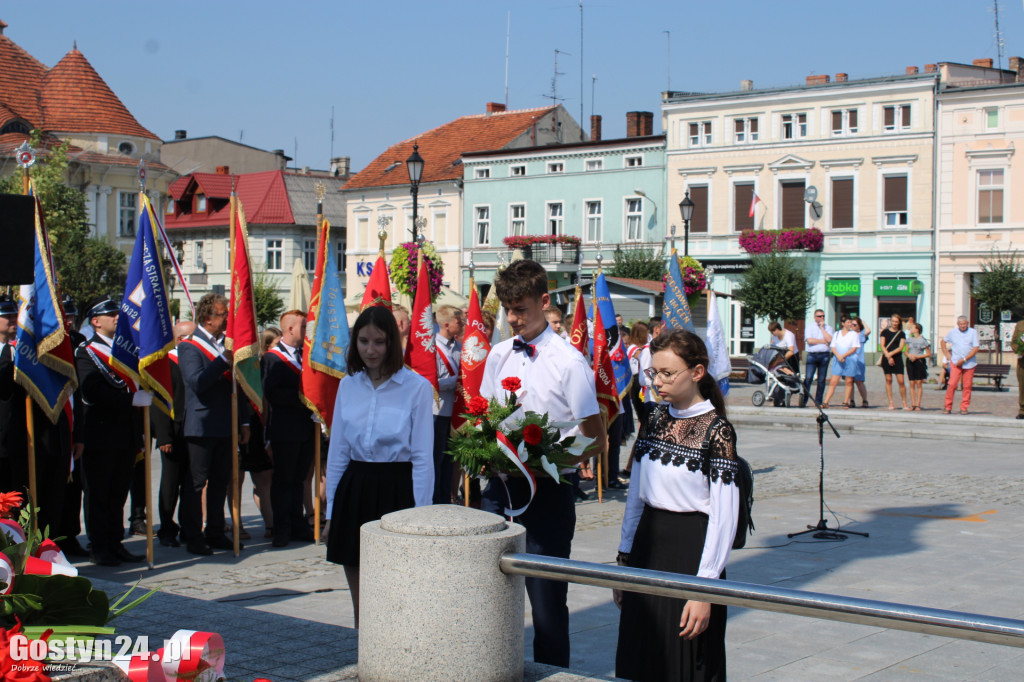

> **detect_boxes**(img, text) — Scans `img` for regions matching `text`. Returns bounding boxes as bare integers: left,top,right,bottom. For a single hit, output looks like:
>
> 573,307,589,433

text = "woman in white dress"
822,315,861,409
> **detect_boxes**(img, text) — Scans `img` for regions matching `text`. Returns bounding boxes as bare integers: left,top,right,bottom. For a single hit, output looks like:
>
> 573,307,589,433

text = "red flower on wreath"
0,492,23,519
501,377,522,393
522,424,543,446
467,396,490,416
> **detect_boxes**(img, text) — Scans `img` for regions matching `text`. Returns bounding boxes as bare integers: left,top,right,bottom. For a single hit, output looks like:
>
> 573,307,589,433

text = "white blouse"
830,329,861,357
618,400,740,580
325,367,435,515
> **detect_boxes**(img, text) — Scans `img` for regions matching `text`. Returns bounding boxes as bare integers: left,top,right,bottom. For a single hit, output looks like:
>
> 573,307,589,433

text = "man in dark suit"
262,310,315,547
151,320,194,548
57,296,89,558
178,293,250,555
75,298,145,566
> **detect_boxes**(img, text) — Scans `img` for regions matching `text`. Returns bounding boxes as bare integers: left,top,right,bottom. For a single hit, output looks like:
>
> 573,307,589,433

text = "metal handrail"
499,553,1024,648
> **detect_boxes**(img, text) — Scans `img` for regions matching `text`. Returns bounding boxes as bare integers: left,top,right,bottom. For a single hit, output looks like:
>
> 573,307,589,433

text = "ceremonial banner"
592,273,630,399
568,285,588,356
663,251,696,332
592,302,620,423
706,291,732,396
110,194,176,416
13,192,77,424
303,221,346,432
225,197,263,411
360,254,393,311
451,283,489,432
404,251,439,395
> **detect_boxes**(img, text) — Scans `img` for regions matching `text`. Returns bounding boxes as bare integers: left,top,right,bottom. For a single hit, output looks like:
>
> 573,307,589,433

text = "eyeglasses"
814,314,825,318
643,367,690,383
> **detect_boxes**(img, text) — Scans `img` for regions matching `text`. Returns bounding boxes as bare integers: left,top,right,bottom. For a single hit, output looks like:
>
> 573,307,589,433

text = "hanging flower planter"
390,240,444,302
739,227,824,254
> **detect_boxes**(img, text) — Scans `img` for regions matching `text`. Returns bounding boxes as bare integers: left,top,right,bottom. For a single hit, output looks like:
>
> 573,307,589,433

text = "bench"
972,363,1011,391
729,357,751,381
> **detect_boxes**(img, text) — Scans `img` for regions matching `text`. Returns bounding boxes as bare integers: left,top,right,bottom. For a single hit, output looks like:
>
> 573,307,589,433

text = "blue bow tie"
512,338,536,357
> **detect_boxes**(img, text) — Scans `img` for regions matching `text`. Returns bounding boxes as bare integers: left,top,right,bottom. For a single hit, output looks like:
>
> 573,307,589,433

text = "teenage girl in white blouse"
614,330,739,681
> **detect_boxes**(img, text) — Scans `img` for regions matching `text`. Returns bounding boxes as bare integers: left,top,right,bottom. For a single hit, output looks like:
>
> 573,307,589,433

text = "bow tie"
512,338,536,357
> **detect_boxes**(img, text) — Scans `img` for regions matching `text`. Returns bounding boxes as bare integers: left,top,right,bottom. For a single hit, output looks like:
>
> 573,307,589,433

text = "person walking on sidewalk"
941,316,980,415
1011,319,1024,419
821,316,860,409
880,314,910,411
906,323,931,411
801,310,833,407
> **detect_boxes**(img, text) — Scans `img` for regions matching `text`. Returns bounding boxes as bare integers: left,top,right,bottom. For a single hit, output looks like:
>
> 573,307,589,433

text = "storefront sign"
873,279,923,296
699,259,751,274
356,261,375,277
825,279,860,297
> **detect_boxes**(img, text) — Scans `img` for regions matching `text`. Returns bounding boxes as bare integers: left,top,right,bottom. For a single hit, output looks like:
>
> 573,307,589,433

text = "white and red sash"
436,344,456,378
168,348,179,365
86,341,138,390
267,347,301,375
181,334,230,378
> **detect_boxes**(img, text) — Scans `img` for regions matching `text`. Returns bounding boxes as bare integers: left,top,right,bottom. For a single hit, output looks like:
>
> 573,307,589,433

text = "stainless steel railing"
499,553,1024,648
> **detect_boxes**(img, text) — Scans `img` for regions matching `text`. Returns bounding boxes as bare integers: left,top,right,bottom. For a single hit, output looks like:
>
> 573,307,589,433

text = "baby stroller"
747,344,807,407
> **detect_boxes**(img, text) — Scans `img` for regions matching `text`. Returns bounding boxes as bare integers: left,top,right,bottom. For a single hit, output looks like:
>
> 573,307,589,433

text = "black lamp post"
678,190,695,257
406,144,424,242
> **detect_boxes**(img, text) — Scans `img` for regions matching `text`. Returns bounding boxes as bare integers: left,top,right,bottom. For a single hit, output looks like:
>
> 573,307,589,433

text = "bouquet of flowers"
448,378,593,513
663,255,706,296
389,240,444,302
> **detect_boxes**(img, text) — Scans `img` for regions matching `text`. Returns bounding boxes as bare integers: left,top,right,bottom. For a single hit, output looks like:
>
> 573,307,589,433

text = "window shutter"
734,183,754,231
831,178,854,228
849,109,858,130
750,118,758,135
884,106,895,128
832,111,842,132
734,119,744,136
884,176,908,212
688,186,708,233
781,180,806,229
901,105,911,127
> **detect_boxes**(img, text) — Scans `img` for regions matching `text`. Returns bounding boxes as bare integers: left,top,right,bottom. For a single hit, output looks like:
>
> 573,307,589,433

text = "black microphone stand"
788,391,869,541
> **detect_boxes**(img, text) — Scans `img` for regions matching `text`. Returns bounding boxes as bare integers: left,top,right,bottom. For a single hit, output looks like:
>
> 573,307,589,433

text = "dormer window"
118,141,135,155
196,194,207,212
0,120,30,136
166,199,175,215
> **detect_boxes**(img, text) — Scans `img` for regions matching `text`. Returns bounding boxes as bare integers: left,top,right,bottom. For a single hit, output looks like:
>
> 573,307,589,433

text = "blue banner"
111,195,176,415
663,251,696,332
309,240,350,377
592,273,630,398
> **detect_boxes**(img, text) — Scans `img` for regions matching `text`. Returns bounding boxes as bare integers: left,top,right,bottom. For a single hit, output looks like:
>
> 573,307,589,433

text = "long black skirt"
325,460,414,567
616,506,727,682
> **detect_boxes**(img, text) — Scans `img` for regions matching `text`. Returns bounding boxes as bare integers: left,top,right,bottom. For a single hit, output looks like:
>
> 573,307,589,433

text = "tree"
0,131,126,309
610,247,666,281
972,248,1024,361
251,268,285,327
733,253,815,323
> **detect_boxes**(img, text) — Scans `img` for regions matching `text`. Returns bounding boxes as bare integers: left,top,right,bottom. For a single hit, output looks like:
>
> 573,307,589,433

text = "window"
883,104,911,132
304,238,316,270
625,198,643,241
474,167,491,179
336,239,347,272
433,212,447,242
624,155,643,167
831,178,854,229
585,201,602,242
223,239,230,269
118,141,134,155
266,239,283,271
510,204,526,236
510,165,526,176
733,183,755,231
547,202,563,235
118,191,137,238
831,108,858,136
475,206,490,245
356,216,368,252
688,186,709,234
547,162,564,174
585,158,603,171
165,199,175,215
196,194,207,212
734,117,759,143
883,175,908,227
688,121,712,147
781,113,807,139
978,169,1004,223
195,241,205,269
780,180,806,229
986,107,999,129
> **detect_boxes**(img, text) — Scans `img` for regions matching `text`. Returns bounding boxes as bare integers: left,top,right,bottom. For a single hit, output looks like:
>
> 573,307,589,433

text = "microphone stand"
788,393,869,541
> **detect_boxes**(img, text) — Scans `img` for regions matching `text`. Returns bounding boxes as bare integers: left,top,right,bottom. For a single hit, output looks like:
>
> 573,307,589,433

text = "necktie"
512,338,536,357
294,350,302,369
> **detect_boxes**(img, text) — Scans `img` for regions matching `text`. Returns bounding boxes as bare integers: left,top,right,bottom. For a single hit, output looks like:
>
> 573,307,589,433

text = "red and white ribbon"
496,431,536,518
0,553,14,594
160,629,225,682
33,538,72,567
112,653,163,682
24,555,77,577
0,519,25,544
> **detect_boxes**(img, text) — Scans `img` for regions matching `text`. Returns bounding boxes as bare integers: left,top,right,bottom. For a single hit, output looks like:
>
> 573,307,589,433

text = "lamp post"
678,190,695,257
406,144,424,243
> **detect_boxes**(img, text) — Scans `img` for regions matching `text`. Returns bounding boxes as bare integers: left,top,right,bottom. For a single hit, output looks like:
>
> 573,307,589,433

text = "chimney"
0,20,7,36
805,74,830,86
215,165,230,175
174,130,187,140
835,73,848,82
906,66,919,75
626,111,654,137
486,102,506,114
331,156,351,177
590,115,602,141
740,79,754,91
924,63,937,73
1009,57,1024,82
272,149,285,156
301,166,310,175
973,58,994,68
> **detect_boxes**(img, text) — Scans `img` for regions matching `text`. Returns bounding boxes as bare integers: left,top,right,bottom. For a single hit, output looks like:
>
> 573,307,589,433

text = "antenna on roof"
542,49,570,105
239,129,244,143
504,11,511,108
73,40,77,50
293,137,298,172
992,0,1005,74
330,105,335,164
579,1,585,141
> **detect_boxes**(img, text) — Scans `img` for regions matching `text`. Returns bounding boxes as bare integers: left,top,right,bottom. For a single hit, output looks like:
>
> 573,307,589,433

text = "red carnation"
522,424,543,446
468,396,490,416
501,377,522,393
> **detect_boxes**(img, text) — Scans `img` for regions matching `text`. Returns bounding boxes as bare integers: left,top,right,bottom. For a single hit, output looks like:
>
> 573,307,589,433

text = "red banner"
301,219,341,428
569,285,588,357
360,254,393,311
593,302,620,423
404,251,439,395
451,284,490,431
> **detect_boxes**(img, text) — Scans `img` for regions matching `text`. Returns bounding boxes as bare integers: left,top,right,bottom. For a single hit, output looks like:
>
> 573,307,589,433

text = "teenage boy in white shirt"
480,259,606,668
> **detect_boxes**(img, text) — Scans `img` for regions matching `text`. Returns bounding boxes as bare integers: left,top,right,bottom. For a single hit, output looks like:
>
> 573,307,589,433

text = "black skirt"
907,358,928,381
616,505,727,682
326,460,414,567
882,353,905,375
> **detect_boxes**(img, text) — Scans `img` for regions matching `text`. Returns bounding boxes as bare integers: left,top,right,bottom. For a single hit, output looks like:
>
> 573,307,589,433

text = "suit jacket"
74,336,141,454
261,345,313,443
178,326,250,439
150,352,185,447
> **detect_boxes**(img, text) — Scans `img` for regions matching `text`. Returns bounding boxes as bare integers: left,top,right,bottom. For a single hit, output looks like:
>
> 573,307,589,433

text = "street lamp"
678,190,695,257
406,144,424,242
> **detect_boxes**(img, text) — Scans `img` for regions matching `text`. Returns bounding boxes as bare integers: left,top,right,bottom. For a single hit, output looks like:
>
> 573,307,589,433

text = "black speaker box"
0,194,36,285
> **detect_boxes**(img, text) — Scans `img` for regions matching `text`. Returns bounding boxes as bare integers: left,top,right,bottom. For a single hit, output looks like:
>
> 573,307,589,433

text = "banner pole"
25,398,37,539
143,405,154,568
314,426,321,545
229,192,241,558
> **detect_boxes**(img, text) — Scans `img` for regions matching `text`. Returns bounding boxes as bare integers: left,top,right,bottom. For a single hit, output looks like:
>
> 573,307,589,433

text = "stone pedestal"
358,505,525,682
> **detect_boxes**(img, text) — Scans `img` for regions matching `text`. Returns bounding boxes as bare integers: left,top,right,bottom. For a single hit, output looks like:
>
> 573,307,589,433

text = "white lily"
539,455,560,481
566,434,596,460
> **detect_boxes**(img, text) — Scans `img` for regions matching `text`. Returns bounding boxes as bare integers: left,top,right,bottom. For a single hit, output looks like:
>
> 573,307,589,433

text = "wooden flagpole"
464,270,476,507
139,164,155,568
21,167,39,540
229,192,241,558
313,184,325,545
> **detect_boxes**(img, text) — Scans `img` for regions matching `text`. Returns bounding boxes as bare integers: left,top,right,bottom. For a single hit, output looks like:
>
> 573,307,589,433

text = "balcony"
510,243,580,265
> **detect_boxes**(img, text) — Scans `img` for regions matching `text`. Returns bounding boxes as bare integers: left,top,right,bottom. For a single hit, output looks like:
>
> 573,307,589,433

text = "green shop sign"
874,279,923,296
825,279,860,297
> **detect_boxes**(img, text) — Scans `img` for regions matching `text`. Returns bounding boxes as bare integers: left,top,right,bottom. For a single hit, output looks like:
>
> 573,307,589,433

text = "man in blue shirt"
941,316,980,415
800,310,833,407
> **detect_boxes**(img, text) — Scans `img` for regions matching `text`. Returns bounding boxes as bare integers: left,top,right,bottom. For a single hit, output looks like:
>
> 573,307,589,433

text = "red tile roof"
343,106,558,190
0,33,47,124
165,171,294,229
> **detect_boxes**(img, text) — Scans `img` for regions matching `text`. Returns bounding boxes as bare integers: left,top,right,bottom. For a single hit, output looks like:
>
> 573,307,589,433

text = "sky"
5,1,1024,175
